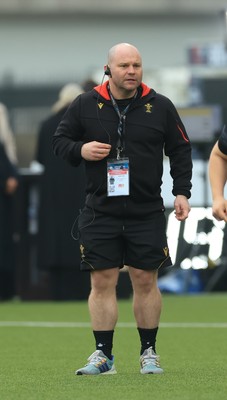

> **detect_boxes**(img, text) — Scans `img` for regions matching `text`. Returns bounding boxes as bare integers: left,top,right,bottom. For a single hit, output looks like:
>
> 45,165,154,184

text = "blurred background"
1,0,227,301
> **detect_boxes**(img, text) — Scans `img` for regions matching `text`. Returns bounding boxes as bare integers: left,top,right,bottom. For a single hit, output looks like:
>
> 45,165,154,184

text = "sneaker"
140,346,164,374
75,350,117,375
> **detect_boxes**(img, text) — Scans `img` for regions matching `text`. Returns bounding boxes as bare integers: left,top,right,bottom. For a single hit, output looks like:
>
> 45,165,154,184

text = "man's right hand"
81,141,111,161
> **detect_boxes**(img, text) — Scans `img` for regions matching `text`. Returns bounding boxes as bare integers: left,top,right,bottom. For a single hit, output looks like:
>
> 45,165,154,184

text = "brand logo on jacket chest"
97,102,104,109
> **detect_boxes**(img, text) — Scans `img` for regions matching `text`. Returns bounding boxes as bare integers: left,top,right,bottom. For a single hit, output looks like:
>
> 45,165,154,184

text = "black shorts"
78,207,172,271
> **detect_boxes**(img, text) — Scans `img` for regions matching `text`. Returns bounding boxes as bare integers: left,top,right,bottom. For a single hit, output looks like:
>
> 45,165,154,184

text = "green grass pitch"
0,294,227,400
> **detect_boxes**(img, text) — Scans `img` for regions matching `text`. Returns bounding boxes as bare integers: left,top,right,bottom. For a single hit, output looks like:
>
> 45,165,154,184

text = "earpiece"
104,65,112,77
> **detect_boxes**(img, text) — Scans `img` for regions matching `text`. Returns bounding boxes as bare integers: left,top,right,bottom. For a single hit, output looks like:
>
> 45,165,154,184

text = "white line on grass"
0,321,227,328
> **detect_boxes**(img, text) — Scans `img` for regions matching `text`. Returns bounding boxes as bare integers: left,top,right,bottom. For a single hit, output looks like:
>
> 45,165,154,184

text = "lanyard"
109,88,137,159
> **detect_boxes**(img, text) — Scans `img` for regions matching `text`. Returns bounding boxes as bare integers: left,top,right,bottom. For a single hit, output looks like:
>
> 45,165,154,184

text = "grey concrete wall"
0,13,225,85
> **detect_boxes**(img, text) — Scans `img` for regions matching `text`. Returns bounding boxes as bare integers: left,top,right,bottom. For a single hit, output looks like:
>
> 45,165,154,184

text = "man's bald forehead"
108,43,141,63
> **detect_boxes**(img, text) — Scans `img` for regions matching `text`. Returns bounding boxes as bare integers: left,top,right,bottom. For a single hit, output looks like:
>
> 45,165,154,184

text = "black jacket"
35,108,86,269
53,82,192,217
0,142,18,277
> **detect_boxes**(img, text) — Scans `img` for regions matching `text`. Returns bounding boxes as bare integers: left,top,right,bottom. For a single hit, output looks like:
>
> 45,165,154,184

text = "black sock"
137,327,159,355
93,330,114,360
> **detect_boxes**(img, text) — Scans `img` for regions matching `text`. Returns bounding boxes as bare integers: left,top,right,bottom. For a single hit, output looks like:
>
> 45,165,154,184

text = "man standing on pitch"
53,43,192,375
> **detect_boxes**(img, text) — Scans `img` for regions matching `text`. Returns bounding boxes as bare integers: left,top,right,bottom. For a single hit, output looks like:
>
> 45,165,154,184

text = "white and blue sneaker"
140,346,163,374
75,350,117,375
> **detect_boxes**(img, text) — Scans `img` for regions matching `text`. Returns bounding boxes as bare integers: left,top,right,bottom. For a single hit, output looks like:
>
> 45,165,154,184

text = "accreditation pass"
107,158,130,197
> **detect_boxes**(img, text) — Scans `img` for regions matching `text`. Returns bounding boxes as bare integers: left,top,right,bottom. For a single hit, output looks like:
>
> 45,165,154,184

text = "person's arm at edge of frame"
209,141,227,222
0,142,19,195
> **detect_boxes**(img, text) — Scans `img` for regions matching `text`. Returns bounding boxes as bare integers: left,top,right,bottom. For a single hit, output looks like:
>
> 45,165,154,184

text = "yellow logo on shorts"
80,244,85,259
163,247,169,257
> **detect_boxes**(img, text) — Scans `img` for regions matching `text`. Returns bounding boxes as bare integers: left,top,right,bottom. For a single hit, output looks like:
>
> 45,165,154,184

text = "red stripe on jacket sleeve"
177,124,189,142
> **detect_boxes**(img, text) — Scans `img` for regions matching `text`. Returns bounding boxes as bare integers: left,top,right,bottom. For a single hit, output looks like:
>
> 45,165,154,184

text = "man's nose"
127,66,135,74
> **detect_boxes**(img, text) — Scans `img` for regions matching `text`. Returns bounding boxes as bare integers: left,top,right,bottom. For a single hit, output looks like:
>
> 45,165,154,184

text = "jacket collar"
94,81,151,100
